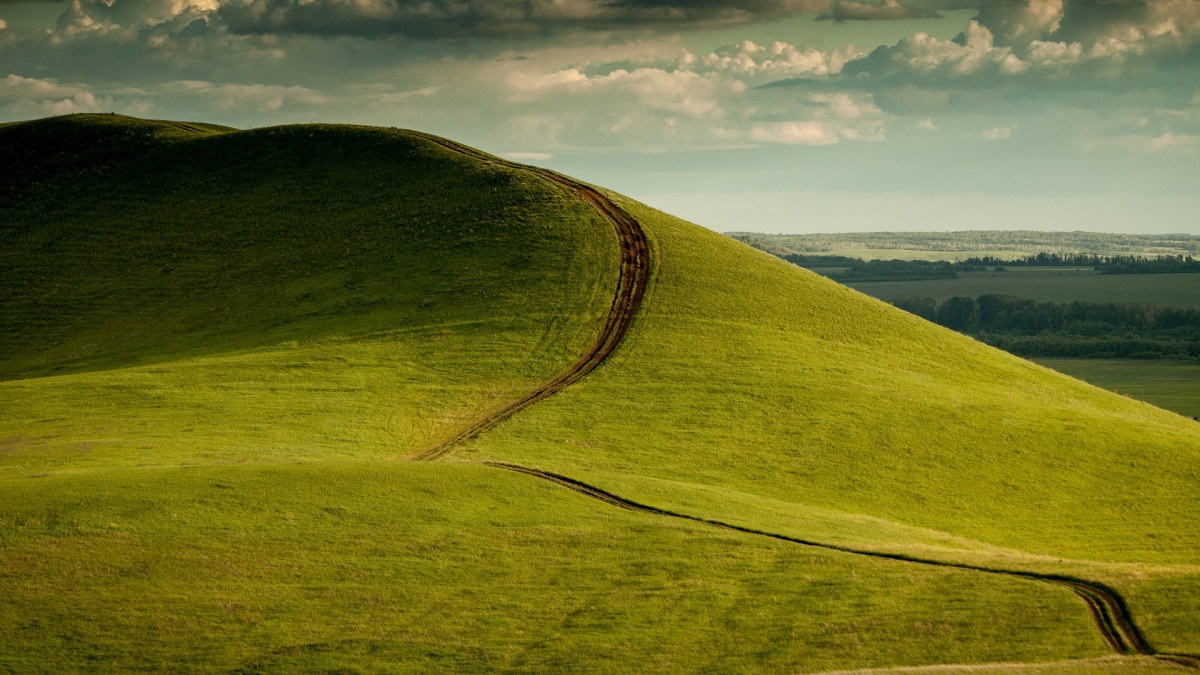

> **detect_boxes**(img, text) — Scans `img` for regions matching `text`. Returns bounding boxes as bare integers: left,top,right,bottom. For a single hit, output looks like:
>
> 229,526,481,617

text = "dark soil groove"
158,120,213,135
408,132,650,461
394,132,1196,668
485,461,1198,666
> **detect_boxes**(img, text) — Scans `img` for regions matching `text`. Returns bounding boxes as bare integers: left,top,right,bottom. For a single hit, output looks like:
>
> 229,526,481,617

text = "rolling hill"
1,114,1198,673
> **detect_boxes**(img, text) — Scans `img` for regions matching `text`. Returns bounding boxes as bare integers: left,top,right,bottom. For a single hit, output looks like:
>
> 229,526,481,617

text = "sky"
2,0,1198,234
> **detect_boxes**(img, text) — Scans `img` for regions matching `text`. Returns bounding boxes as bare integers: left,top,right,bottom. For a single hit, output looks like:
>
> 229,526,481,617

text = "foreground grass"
474,195,1200,564
0,463,1113,673
3,115,1199,669
0,330,590,476
811,656,1188,674
470,196,1200,648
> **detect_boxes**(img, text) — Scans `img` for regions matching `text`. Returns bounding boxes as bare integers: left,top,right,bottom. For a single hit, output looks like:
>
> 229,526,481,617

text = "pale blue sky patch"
1,0,1197,233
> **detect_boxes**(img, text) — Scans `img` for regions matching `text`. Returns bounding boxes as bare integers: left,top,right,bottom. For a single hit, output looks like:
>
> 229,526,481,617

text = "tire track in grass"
1160,655,1200,669
398,131,1194,668
156,120,214,135
407,132,650,461
485,461,1198,667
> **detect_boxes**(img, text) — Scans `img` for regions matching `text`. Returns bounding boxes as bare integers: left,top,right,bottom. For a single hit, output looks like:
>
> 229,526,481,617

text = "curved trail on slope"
407,131,650,461
486,461,1200,667
157,120,215,135
395,131,1194,667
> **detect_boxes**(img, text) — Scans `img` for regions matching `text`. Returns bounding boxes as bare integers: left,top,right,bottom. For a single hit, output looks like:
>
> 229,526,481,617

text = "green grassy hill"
1,114,618,465
1,114,1198,672
470,197,1200,653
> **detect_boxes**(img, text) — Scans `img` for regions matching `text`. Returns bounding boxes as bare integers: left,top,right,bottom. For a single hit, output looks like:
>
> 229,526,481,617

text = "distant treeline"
1099,255,1200,274
965,253,1200,274
781,254,862,267
834,260,961,282
779,257,986,282
893,294,1200,360
780,253,1200,282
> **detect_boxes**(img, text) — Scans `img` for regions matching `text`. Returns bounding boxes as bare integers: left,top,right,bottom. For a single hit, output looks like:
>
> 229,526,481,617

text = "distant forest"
732,231,1200,258
779,253,1200,282
893,295,1200,360
741,232,1200,358
962,253,1200,274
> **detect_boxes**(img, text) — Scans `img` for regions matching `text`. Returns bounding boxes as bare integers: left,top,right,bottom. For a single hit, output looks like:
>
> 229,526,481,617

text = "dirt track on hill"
158,120,214,135
407,132,650,461
399,131,1196,668
485,461,1200,666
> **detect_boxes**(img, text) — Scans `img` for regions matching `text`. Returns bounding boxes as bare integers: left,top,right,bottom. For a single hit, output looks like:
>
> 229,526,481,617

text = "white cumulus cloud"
981,125,1014,140
0,74,112,116
750,120,839,144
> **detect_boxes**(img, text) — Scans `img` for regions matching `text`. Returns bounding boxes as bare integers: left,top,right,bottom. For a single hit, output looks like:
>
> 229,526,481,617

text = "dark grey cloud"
794,0,1200,88
1052,0,1192,44
973,0,1200,46
217,0,832,39
816,0,941,22
755,0,1200,125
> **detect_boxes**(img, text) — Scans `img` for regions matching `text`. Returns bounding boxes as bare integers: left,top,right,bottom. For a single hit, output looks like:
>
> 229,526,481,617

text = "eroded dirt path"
408,132,649,461
398,131,1195,668
485,461,1200,666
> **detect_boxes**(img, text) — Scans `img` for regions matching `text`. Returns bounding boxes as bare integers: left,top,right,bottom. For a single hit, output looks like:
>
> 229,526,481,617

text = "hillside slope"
0,114,618,465
472,197,1200,562
1,114,1197,671
470,197,1200,650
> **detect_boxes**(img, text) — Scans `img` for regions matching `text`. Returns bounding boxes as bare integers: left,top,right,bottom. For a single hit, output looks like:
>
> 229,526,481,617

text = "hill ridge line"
482,461,1200,667
395,131,1195,667
407,132,650,461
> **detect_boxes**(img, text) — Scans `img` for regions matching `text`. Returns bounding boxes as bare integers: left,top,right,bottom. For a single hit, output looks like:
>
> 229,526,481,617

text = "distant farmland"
841,270,1200,307
4,115,1199,672
1031,359,1200,419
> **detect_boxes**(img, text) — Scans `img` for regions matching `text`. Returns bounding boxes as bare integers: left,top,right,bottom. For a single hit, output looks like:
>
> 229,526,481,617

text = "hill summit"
1,114,1198,672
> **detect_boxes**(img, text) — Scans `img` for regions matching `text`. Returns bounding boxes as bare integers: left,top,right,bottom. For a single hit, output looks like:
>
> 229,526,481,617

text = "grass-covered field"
1,463,1117,673
829,268,1200,415
842,269,1200,307
472,199,1200,563
2,115,1199,671
469,198,1200,651
731,231,1200,259
1032,359,1200,419
1,115,618,471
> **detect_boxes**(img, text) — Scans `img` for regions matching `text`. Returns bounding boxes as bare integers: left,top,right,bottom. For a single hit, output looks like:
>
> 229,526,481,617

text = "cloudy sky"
2,0,1198,233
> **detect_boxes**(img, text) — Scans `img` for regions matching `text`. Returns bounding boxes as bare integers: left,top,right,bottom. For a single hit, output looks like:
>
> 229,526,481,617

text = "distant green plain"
1032,359,1200,419
832,268,1200,422
841,269,1200,307
4,116,1200,672
0,115,1115,673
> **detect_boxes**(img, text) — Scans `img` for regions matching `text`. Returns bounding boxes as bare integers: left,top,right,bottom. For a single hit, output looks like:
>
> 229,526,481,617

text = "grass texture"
1,114,1198,671
467,197,1200,648
1030,359,1200,420
0,463,1112,673
471,197,1200,563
